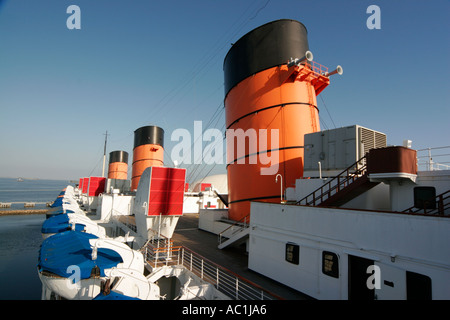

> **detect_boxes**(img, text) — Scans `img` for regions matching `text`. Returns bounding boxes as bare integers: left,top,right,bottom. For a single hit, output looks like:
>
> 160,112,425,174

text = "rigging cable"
319,94,336,129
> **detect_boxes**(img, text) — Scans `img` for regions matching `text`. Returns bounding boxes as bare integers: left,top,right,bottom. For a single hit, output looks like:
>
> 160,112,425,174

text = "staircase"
218,214,250,250
218,228,250,250
297,155,379,207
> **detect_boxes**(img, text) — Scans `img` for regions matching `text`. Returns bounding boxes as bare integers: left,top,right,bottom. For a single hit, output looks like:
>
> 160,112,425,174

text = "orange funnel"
224,19,330,221
131,126,164,191
108,150,128,180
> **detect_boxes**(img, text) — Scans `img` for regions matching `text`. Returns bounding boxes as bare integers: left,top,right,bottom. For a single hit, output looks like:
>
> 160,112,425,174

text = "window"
285,243,299,265
322,251,339,278
414,187,436,210
407,271,432,300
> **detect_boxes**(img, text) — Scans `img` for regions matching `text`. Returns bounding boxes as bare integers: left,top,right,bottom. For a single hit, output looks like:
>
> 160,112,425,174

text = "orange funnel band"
108,150,129,180
131,144,164,190
108,162,128,180
223,19,329,222
131,126,164,191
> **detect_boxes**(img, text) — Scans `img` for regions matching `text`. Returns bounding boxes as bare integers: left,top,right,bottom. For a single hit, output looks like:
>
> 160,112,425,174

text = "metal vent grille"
359,127,387,154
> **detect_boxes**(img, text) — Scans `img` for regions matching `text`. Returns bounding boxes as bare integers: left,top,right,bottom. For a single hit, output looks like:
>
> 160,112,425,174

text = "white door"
374,262,406,300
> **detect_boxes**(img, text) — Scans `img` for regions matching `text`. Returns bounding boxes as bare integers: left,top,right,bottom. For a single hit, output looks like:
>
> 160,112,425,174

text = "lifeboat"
38,230,147,300
41,213,106,239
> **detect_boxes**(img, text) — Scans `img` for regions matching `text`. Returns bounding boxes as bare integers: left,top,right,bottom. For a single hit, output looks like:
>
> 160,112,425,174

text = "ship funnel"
108,151,128,180
325,65,343,77
223,19,333,222
131,126,164,191
287,50,314,67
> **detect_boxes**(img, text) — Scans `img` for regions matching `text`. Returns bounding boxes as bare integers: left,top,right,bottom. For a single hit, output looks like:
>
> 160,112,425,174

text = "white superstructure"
244,126,450,300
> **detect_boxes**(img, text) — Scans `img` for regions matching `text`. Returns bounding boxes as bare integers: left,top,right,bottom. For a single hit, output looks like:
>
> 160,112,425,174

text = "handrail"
140,235,282,300
218,214,250,245
307,60,328,77
297,155,367,206
402,190,450,216
179,245,283,300
416,146,450,171
141,236,182,269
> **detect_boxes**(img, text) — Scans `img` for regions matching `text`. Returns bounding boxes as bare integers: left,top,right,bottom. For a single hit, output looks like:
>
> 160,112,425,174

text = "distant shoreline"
0,209,48,216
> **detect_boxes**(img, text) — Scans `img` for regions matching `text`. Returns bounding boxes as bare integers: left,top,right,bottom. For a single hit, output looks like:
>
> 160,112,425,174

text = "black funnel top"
109,150,128,164
133,126,164,149
223,19,309,96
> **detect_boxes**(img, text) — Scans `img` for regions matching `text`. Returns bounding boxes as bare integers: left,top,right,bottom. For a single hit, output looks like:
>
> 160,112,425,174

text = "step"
218,227,250,250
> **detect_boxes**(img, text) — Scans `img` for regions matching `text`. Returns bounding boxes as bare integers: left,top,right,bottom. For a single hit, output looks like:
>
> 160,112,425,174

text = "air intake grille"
359,127,387,154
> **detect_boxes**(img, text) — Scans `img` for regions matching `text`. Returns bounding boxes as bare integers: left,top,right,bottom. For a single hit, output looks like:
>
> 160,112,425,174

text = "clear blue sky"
0,0,449,181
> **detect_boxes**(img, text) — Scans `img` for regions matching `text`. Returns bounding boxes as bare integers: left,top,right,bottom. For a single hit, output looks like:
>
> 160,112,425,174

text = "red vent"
82,177,89,194
88,177,106,197
147,167,186,216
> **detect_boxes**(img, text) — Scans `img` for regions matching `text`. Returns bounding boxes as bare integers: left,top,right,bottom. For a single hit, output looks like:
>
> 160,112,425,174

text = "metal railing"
218,214,250,246
417,146,450,171
140,236,282,300
308,60,328,77
141,237,183,269
297,155,367,206
402,190,450,216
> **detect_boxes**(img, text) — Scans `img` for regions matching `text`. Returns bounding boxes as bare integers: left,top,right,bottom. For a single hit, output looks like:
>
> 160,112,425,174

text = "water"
0,214,46,299
0,178,72,300
0,178,73,210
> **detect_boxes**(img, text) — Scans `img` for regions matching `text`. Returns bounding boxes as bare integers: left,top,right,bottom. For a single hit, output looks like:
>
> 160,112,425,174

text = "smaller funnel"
108,150,129,180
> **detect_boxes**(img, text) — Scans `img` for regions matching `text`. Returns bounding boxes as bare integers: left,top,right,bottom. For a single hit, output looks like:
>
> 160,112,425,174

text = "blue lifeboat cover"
93,291,140,300
50,198,71,208
38,231,123,279
50,203,62,208
41,214,85,234
51,198,63,207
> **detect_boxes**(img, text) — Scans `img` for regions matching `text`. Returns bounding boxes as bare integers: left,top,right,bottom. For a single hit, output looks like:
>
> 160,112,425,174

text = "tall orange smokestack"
108,150,128,180
131,125,164,191
224,19,331,221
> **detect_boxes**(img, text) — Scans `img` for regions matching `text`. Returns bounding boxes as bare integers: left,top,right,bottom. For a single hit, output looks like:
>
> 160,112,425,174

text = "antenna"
101,130,109,177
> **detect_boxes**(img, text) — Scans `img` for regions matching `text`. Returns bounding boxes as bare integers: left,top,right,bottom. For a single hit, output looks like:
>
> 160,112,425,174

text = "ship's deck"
171,213,311,300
